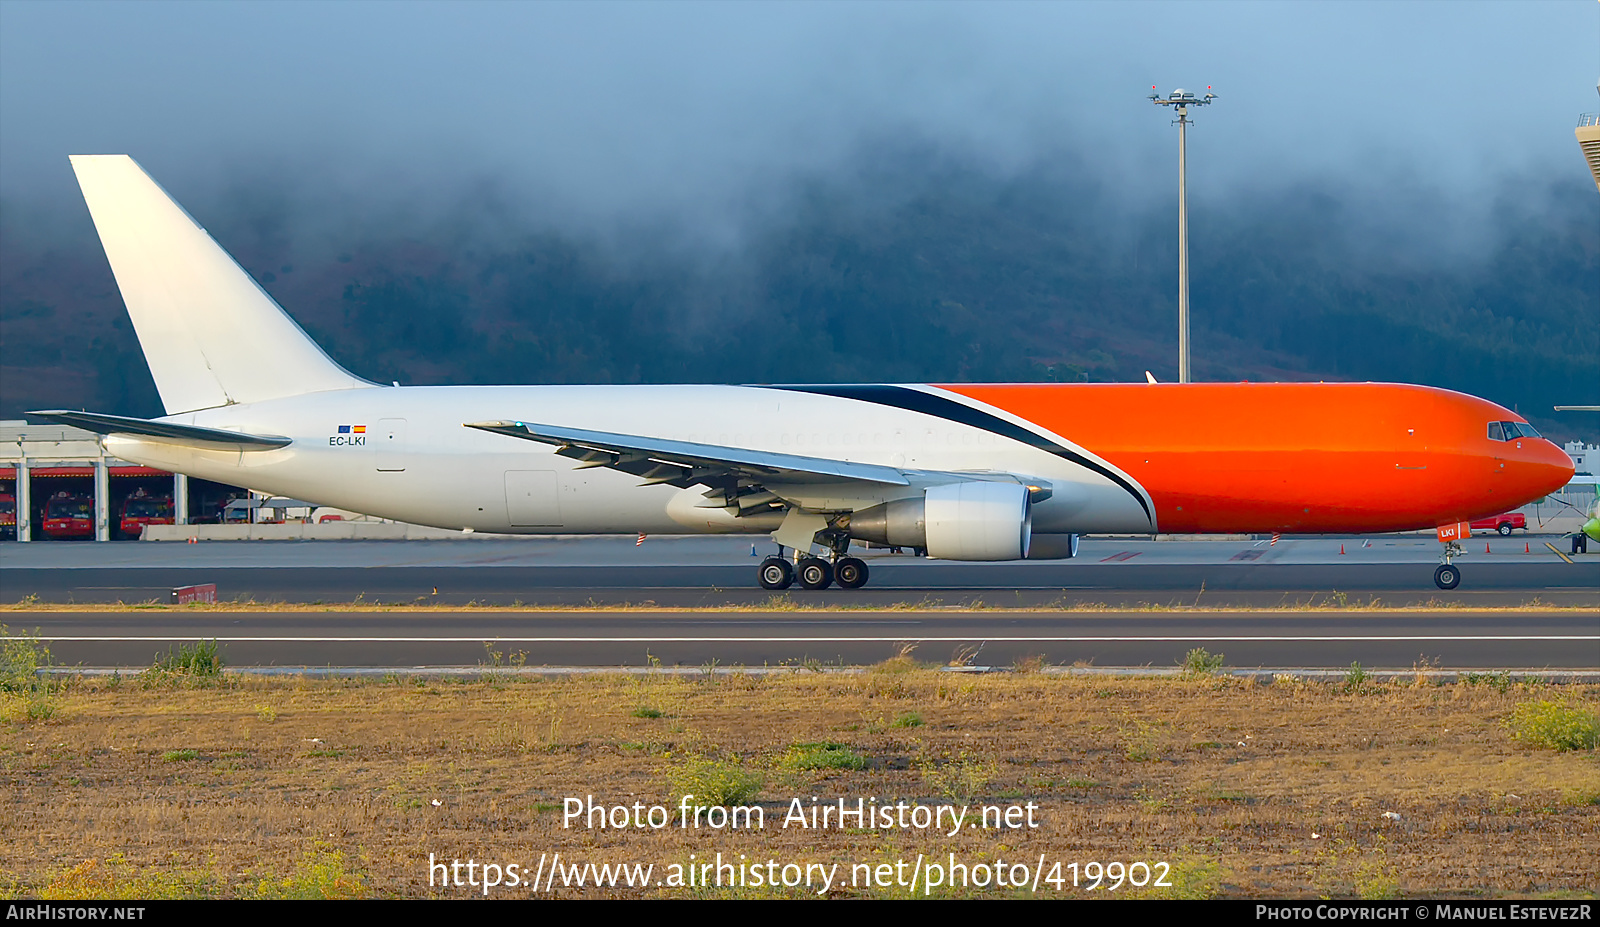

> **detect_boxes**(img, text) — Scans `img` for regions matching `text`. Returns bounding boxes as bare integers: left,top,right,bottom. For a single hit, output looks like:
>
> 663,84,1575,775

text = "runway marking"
1100,551,1141,562
76,586,171,590
1230,551,1263,561
33,635,1600,643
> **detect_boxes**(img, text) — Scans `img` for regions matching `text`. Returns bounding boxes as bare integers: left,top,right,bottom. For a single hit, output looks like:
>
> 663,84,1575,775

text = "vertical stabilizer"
70,155,371,414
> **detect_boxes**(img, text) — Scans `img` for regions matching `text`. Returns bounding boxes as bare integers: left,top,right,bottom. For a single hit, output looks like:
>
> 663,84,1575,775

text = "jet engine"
847,481,1032,560
1024,532,1080,560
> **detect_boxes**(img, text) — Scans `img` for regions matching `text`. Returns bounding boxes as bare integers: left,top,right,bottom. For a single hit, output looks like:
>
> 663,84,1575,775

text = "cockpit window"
1489,420,1541,441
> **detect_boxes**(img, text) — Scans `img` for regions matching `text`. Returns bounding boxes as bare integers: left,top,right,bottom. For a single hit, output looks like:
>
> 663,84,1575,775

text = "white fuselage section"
104,385,1154,536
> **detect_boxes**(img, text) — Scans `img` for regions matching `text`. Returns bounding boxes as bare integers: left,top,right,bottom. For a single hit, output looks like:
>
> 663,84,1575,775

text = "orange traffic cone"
1485,542,1491,554
1339,544,1345,555
1525,542,1530,553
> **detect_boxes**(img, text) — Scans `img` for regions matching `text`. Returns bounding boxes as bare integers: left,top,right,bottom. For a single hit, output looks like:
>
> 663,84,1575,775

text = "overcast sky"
2,1,1596,239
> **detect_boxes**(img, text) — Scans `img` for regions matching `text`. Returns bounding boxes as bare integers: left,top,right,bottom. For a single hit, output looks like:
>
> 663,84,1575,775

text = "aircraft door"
376,418,407,471
504,470,564,527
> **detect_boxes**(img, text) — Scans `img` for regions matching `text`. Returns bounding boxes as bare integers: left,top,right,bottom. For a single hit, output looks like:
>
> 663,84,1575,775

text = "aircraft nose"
1515,440,1575,499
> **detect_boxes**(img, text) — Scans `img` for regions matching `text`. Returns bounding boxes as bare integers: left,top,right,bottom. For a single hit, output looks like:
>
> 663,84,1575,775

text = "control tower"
1579,80,1600,192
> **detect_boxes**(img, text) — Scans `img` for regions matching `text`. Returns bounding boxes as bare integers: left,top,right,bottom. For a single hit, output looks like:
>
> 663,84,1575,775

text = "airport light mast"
1149,86,1216,384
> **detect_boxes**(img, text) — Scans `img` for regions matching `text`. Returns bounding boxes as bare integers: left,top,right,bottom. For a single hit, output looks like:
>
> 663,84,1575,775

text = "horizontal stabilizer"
30,410,291,451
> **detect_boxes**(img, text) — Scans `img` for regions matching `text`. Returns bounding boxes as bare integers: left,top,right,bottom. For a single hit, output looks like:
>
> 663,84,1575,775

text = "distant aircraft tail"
70,155,372,414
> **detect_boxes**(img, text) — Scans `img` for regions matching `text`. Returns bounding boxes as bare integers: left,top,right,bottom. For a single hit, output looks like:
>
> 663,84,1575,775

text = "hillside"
2,156,1595,440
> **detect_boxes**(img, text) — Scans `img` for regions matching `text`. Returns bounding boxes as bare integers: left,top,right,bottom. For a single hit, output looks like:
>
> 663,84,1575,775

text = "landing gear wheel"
758,557,794,590
1433,564,1461,590
797,557,834,590
1497,524,1512,536
834,557,869,589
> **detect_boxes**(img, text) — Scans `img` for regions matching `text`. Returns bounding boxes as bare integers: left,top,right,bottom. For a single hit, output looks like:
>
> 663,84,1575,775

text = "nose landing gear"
1434,540,1464,590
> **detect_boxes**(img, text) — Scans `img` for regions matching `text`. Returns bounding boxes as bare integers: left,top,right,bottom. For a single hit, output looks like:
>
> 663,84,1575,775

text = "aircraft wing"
30,410,292,451
464,420,910,491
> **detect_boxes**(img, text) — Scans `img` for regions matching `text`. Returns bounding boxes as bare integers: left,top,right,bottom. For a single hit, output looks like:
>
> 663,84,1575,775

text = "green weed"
780,742,868,771
1131,855,1225,899
1314,837,1400,900
1462,671,1514,693
1181,648,1224,676
1506,701,1599,752
40,855,219,900
917,750,998,802
0,626,48,692
1121,719,1170,762
250,843,369,899
142,640,225,685
666,754,763,807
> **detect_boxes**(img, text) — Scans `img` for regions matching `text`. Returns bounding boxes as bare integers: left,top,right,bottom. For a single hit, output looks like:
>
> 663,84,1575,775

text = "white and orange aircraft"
37,156,1575,591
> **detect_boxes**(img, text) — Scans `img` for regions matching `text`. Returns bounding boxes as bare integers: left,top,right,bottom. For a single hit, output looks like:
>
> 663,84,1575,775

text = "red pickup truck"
1471,513,1527,536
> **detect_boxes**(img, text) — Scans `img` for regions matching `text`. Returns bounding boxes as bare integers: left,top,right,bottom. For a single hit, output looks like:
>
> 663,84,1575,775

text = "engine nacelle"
848,481,1032,561
1025,533,1080,560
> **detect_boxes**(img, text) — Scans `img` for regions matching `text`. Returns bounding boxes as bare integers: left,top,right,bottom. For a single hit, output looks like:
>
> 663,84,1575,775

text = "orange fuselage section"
943,383,1574,534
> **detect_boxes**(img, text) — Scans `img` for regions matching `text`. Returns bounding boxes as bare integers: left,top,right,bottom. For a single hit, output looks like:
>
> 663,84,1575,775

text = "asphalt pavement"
3,535,1596,607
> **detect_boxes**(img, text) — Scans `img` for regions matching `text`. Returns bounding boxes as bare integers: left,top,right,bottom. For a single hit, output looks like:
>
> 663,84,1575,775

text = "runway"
3,536,1596,608
20,609,1599,670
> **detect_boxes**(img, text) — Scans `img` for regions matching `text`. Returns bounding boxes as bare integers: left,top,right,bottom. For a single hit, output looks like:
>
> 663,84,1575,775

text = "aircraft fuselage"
103,381,1573,538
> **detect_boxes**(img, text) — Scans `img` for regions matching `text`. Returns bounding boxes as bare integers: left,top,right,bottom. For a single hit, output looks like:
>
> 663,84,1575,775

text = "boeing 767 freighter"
35,156,1574,590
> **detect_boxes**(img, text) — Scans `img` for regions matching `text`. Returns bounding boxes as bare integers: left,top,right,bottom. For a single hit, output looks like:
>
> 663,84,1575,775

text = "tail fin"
70,155,371,414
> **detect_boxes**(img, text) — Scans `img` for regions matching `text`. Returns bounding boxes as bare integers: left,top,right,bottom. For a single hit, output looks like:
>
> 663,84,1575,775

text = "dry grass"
1,671,1595,899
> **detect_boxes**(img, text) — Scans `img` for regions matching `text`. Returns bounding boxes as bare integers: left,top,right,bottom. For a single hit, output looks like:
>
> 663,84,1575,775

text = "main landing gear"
758,557,794,590
1433,540,1463,590
757,552,871,590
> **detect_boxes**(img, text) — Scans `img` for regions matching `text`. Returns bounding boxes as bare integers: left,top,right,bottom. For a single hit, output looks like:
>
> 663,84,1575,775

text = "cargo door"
504,470,563,527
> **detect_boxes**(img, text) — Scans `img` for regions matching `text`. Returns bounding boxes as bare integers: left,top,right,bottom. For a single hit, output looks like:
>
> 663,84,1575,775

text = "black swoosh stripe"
766,384,1153,526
